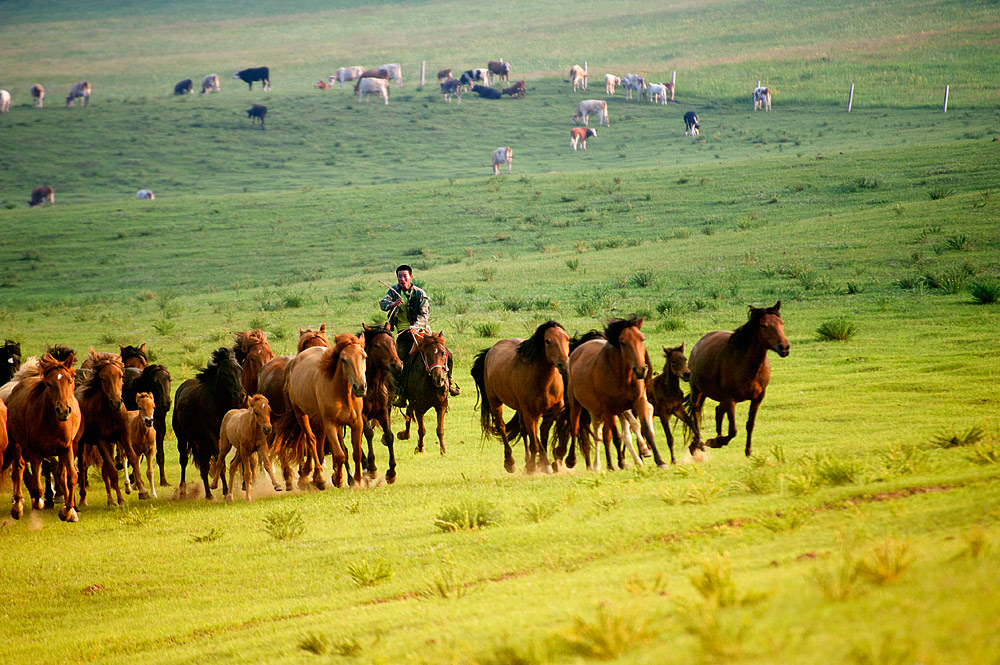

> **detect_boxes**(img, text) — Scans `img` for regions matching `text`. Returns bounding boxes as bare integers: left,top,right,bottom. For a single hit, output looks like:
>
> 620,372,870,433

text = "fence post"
847,83,854,112
421,61,426,87
671,70,676,100
584,61,588,90
942,84,949,113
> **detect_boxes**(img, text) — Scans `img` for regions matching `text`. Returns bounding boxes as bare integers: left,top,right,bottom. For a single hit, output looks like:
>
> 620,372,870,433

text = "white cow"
753,86,771,111
31,84,45,108
0,90,10,113
66,81,91,107
378,63,402,85
330,66,365,88
604,74,621,95
200,74,220,94
136,189,155,200
491,146,513,175
648,83,670,105
358,77,390,104
621,74,646,101
572,99,609,127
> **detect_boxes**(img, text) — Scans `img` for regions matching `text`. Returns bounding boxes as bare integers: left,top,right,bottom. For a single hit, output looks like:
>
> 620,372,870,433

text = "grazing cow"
621,74,646,101
378,63,402,85
460,69,488,91
28,185,54,207
605,74,621,95
753,86,771,111
246,104,267,129
200,74,220,94
491,146,513,175
331,65,365,88
437,68,453,82
684,111,700,136
173,79,194,95
570,127,597,151
648,82,670,105
471,84,502,100
572,99,610,126
664,81,675,101
0,90,9,113
30,84,45,108
440,78,462,103
353,69,389,93
314,80,332,89
567,65,587,92
136,189,155,200
358,77,390,104
487,60,511,85
501,80,526,98
66,81,91,108
234,67,270,91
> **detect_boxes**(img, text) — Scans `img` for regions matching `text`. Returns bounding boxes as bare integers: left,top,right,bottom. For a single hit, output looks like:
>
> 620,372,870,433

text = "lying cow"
572,99,609,126
314,80,332,89
567,65,587,92
501,81,526,98
234,67,270,91
174,79,194,95
437,68,453,82
201,74,220,94
605,74,621,95
358,77,390,104
379,63,402,85
570,127,597,151
487,60,511,85
29,185,54,207
471,84,502,100
440,78,462,103
648,82,670,105
66,81,91,108
353,69,389,93
491,146,512,176
0,90,9,113
31,84,45,108
684,111,700,136
246,104,267,129
136,189,155,200
621,74,646,101
753,86,771,111
331,66,365,88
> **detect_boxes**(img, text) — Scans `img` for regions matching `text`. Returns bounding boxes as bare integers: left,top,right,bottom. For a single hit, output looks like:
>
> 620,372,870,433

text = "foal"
125,392,158,498
212,394,279,502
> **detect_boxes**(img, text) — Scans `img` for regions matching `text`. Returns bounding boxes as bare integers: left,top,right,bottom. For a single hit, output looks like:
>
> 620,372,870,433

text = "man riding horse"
379,265,460,407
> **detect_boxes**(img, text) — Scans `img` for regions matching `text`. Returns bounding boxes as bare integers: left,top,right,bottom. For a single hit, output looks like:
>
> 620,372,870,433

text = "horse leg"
397,410,412,441
379,409,397,484
349,423,364,487
689,389,707,454
28,457,45,511
619,413,643,467
256,439,282,492
155,417,169,486
710,401,737,448
200,448,214,501
608,418,625,470
10,449,25,519
177,436,189,498
58,451,79,522
659,415,676,465
146,452,157,499
120,431,149,500
95,441,123,506
325,422,344,488
42,458,55,507
744,397,764,457
411,408,425,454
535,412,554,473
635,400,667,468
435,406,446,456
523,413,546,474
362,421,377,477
210,432,233,490
227,450,240,502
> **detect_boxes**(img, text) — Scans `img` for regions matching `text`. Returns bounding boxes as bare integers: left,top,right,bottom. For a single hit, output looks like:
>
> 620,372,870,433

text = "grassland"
1,1,1000,663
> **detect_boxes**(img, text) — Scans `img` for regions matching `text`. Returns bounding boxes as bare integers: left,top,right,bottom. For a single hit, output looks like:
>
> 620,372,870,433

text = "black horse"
1,339,22,385
123,364,172,486
172,348,245,500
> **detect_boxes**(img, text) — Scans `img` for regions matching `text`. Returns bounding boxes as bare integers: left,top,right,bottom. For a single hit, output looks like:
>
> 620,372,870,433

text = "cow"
621,74,646,101
648,82,670,105
174,79,194,95
31,84,45,108
66,81,91,108
331,66,365,88
440,78,462,103
378,63,402,85
605,74,621,95
29,185,54,207
437,68,453,82
572,99,609,127
246,104,267,129
314,80,332,89
753,86,771,111
567,65,587,92
501,80,526,98
234,67,270,91
136,189,155,200
459,69,488,91
200,74,220,94
353,69,389,93
0,90,9,113
684,111,700,136
471,84,502,100
491,146,512,176
570,127,597,151
487,60,511,85
358,77,390,104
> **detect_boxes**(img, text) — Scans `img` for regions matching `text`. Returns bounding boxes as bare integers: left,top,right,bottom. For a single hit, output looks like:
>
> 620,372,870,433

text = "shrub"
927,185,956,200
565,258,580,271
263,508,305,541
931,424,986,448
816,318,858,341
298,633,328,655
152,318,177,336
969,279,1000,304
628,268,656,288
856,536,912,586
434,500,499,532
346,557,393,587
966,441,1000,465
574,287,614,317
944,233,972,251
814,455,861,485
562,605,654,660
500,296,527,312
474,322,500,338
852,175,883,190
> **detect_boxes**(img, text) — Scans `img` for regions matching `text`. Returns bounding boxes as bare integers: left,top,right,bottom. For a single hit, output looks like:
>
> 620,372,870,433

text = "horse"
1,339,22,385
124,392,158,498
4,350,83,522
688,301,789,457
563,317,669,470
123,364,172,486
359,324,403,483
396,331,451,455
120,344,148,369
272,333,367,489
471,321,569,474
258,324,329,417
233,329,273,395
172,348,246,499
210,394,280,502
647,344,697,464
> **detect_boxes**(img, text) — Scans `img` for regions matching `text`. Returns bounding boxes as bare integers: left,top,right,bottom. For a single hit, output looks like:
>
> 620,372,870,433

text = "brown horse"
272,333,367,489
564,317,668,470
119,344,148,369
397,331,451,455
124,392,157,498
688,301,790,457
233,329,273,396
257,324,329,417
211,394,279,502
359,324,403,483
4,350,83,521
471,321,569,474
647,344,696,464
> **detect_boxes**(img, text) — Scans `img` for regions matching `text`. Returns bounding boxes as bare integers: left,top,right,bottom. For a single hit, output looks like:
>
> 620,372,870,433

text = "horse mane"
603,316,643,348
233,329,268,363
569,330,605,353
79,350,123,394
318,334,362,379
728,302,781,353
297,326,329,353
516,320,564,363
9,356,40,382
360,324,392,347
416,331,446,350
196,347,237,384
46,344,76,365
120,344,148,365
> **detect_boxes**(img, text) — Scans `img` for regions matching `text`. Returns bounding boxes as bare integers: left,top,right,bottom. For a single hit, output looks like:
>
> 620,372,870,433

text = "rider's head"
395,265,413,290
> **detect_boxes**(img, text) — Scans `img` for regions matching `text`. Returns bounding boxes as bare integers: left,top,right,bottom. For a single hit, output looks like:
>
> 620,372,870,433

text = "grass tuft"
969,278,1000,304
561,605,654,660
930,424,986,449
474,322,500,338
927,185,955,200
816,318,857,341
263,508,305,541
856,535,913,586
346,557,393,587
434,500,499,532
298,632,328,655
190,528,223,543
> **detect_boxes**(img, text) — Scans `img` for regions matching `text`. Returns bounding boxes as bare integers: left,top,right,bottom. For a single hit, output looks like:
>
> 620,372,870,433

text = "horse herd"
0,303,788,522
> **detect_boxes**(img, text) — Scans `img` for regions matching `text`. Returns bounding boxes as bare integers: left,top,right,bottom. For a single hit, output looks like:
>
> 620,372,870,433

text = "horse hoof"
504,460,515,474
413,446,423,454
138,491,150,500
386,469,396,484
59,507,79,522
273,485,283,492
11,504,23,520
315,478,327,491
397,431,409,440
159,480,170,487
657,462,670,469
225,495,234,503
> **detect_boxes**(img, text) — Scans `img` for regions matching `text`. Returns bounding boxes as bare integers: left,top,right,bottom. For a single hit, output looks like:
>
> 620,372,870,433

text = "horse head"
418,332,449,392
297,324,329,352
1,339,22,384
754,301,790,358
135,391,155,428
608,317,647,380
339,334,368,397
363,324,403,375
248,393,272,437
89,348,124,410
119,343,148,369
205,347,247,409
663,343,691,381
536,322,570,374
40,352,77,421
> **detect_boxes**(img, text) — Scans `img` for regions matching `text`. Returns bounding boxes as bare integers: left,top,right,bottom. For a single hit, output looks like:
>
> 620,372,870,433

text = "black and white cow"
440,78,462,103
234,67,270,91
459,69,487,91
174,79,194,95
684,111,700,136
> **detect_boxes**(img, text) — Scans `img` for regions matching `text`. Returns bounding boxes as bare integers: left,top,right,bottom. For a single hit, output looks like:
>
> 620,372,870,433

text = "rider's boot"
392,361,410,408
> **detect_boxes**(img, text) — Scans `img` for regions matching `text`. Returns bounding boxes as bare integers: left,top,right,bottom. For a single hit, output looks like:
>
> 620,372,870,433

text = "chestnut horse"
471,320,569,474
272,333,367,489
359,324,403,483
688,301,789,457
397,331,451,455
646,344,696,464
4,350,83,521
210,394,279,502
124,392,158,498
258,324,329,417
233,329,273,395
565,317,668,470
123,364,172,486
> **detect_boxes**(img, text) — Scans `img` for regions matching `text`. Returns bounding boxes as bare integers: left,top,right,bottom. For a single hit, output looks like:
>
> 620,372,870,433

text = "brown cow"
487,60,511,85
30,84,45,108
501,81,526,98
29,186,54,207
437,68,453,82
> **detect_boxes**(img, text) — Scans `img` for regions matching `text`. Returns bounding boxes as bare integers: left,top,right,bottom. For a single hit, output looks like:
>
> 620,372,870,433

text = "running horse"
257,324,329,417
396,331,451,455
119,344,149,369
4,349,83,522
123,364,172,486
471,320,569,474
233,329,273,395
687,301,789,456
1,339,22,385
359,324,403,483
646,343,696,464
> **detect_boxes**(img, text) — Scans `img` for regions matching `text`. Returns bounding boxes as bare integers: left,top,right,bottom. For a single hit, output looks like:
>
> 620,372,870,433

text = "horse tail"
470,349,499,439
269,409,303,466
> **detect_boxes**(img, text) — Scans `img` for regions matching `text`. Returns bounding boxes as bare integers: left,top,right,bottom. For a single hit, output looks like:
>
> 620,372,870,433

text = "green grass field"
1,1,1000,663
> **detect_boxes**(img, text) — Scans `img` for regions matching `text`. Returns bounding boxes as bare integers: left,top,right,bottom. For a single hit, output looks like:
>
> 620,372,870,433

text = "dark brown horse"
397,331,451,455
471,321,569,474
688,301,790,457
257,324,329,417
0,339,22,385
359,324,403,483
119,343,148,369
233,329,273,396
647,344,696,464
123,364,172,486
4,350,83,522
